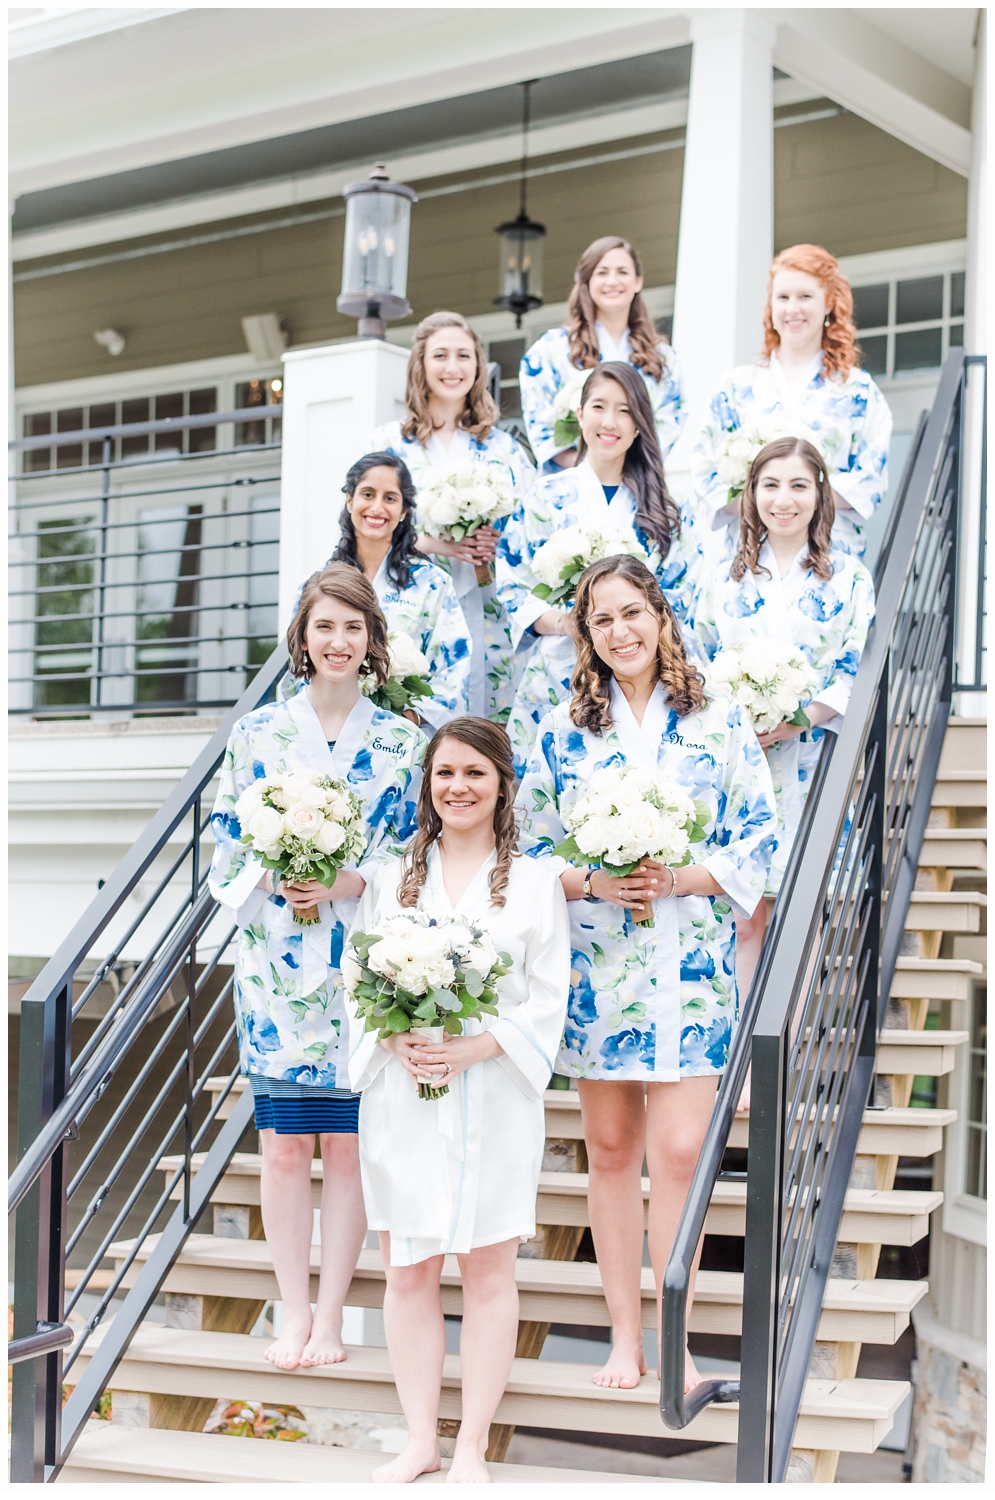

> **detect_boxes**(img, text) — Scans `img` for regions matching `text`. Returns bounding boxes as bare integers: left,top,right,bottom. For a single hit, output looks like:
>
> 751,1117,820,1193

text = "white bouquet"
551,370,591,448
553,764,709,927
360,630,432,718
345,913,512,1098
715,417,815,504
417,463,515,543
708,637,820,735
531,520,648,608
234,770,365,926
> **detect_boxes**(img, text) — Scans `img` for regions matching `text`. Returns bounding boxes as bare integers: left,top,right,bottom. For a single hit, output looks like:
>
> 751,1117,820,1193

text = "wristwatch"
583,870,598,902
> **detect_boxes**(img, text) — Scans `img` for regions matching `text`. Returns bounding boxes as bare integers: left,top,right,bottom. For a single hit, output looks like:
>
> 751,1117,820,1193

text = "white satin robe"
347,847,570,1265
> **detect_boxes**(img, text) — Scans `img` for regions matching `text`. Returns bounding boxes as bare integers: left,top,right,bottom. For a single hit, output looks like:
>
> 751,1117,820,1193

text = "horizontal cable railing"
9,643,290,1481
8,407,282,717
660,348,983,1481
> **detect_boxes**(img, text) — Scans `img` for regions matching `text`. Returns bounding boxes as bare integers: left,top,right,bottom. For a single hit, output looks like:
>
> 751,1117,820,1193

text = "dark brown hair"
566,236,665,381
731,438,835,583
398,718,519,908
576,362,680,555
401,311,498,446
761,244,859,380
570,555,705,732
287,562,391,686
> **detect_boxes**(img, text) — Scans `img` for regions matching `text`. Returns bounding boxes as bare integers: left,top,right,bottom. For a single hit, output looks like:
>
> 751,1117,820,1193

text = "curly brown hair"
761,244,859,380
398,718,519,909
731,438,835,583
566,237,665,381
401,311,499,446
287,563,391,687
570,555,705,733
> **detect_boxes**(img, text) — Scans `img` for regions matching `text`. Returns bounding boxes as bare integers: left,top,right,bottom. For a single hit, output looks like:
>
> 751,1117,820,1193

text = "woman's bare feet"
591,1338,647,1390
263,1314,311,1370
684,1348,702,1393
371,1439,441,1484
446,1438,490,1483
299,1314,346,1367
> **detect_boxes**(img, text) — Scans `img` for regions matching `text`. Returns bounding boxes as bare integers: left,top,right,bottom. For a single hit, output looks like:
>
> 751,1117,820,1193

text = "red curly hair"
761,244,859,380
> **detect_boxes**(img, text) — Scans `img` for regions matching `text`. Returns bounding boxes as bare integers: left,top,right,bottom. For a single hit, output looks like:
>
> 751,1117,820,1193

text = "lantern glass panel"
498,225,544,304
341,190,412,303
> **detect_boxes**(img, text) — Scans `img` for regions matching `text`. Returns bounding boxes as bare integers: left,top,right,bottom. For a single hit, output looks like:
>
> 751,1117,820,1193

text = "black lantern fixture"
337,164,418,339
494,81,546,329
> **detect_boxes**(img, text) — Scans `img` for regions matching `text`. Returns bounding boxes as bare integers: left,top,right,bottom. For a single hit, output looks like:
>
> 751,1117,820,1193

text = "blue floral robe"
368,421,535,721
691,352,893,557
516,683,776,1081
496,459,703,777
519,324,686,472
209,692,425,1088
279,554,471,733
689,542,875,892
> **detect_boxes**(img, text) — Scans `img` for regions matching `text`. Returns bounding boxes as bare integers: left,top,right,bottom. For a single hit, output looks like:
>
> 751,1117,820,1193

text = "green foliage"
367,673,434,715
346,928,513,1041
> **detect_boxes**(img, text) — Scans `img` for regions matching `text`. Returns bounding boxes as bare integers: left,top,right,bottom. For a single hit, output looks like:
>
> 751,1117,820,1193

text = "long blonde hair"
401,311,498,446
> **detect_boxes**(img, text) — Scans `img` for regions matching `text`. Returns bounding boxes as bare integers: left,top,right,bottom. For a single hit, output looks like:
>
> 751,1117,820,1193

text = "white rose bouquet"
708,637,820,735
359,630,432,718
531,520,647,609
345,913,513,1099
417,462,515,583
553,764,709,927
715,417,815,505
551,370,591,448
235,770,365,927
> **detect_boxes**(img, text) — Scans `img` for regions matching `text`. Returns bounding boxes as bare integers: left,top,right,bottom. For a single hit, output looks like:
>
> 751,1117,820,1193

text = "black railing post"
865,670,889,1039
736,1028,787,1483
10,980,71,1481
184,794,201,1223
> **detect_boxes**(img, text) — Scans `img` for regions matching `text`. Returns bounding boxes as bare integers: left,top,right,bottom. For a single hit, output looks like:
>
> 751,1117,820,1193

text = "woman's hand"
756,721,805,749
417,528,499,566
534,609,575,637
552,449,579,469
280,870,365,909
380,1030,502,1088
403,709,425,726
571,861,667,908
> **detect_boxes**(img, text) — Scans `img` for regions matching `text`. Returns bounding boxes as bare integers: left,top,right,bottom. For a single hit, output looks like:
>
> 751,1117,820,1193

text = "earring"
824,315,832,327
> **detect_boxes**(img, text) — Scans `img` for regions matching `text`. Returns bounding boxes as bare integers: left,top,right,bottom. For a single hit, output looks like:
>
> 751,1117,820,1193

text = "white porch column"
667,8,776,494
278,339,409,624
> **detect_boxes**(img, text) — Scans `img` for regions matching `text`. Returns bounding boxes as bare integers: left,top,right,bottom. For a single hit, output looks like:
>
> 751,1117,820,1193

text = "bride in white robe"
346,719,569,1484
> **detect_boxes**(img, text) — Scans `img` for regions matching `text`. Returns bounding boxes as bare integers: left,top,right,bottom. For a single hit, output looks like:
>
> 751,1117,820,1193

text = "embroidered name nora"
372,736,408,755
667,731,707,751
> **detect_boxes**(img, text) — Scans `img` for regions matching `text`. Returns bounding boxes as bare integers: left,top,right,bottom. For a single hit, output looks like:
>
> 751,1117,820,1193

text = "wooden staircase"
58,718,985,1484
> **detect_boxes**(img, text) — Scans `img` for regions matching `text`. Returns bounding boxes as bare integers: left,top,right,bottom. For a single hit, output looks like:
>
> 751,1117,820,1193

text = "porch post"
667,8,776,495
277,340,409,626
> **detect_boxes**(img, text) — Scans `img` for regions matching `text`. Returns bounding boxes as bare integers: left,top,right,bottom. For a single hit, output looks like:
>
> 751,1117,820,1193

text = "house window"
20,387,218,472
235,379,282,447
851,268,966,378
965,984,987,1200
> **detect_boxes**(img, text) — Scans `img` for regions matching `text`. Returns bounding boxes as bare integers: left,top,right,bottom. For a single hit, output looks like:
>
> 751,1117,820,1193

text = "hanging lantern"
337,164,418,339
494,82,546,329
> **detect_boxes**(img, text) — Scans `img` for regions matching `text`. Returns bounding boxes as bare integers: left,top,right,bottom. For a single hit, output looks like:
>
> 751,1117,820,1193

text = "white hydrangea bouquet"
417,462,515,584
359,630,432,718
235,770,365,926
708,638,820,735
553,764,709,927
345,913,513,1099
715,417,814,504
531,521,647,609
551,370,590,448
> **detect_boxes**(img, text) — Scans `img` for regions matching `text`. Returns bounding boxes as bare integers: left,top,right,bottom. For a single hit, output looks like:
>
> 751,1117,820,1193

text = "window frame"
942,979,988,1247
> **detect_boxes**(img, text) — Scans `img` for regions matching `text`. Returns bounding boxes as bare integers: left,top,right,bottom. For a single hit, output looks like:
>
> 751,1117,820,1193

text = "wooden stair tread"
159,1156,942,1245
891,956,984,997
904,891,985,931
56,1421,657,1484
75,1326,910,1451
110,1239,925,1342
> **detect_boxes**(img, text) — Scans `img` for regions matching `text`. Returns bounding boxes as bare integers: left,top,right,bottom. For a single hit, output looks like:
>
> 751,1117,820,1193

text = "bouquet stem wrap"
411,1023,449,1100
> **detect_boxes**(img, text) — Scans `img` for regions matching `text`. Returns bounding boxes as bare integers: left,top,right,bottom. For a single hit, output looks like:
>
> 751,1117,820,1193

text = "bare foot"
446,1440,490,1483
685,1348,702,1393
591,1341,647,1390
372,1440,441,1484
299,1316,346,1367
736,1065,752,1113
263,1315,311,1371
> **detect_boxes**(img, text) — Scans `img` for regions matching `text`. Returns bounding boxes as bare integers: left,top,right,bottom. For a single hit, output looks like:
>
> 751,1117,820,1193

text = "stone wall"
908,1303,987,1483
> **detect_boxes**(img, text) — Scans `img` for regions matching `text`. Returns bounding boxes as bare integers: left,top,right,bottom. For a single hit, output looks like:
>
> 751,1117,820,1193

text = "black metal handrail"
9,643,289,1482
660,348,984,1480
